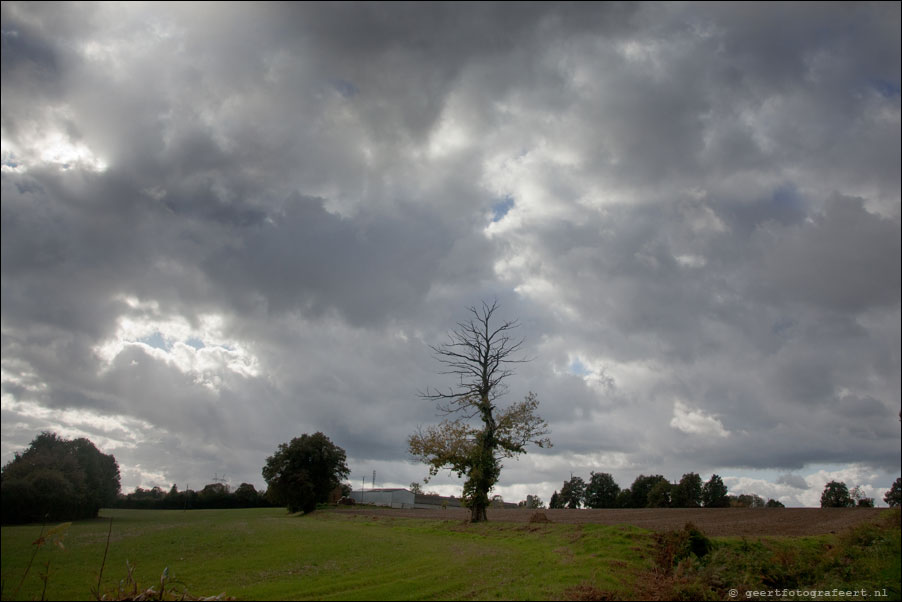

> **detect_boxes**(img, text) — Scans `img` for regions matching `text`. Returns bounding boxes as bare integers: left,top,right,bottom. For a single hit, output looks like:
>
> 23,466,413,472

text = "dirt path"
333,506,891,536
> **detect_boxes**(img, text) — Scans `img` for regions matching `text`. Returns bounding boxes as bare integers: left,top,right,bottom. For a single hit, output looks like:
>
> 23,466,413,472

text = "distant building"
350,488,415,508
349,488,464,509
349,488,516,509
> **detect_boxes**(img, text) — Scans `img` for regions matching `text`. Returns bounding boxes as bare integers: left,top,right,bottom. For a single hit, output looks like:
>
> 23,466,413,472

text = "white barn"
349,488,465,509
349,488,415,508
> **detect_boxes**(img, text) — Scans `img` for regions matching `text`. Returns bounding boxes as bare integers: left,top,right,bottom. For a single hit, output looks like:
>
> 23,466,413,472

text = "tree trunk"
470,503,488,522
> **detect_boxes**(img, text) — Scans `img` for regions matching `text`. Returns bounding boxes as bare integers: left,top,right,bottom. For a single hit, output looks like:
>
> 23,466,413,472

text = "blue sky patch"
491,196,514,222
138,332,171,351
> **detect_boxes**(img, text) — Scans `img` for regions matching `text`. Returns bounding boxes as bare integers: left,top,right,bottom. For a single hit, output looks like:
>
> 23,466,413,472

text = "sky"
1,2,900,508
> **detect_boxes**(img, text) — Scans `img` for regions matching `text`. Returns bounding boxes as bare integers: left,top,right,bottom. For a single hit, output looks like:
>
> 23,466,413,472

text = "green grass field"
1,508,899,601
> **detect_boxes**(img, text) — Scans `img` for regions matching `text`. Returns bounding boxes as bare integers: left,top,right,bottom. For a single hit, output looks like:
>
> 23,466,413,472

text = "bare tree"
408,300,551,522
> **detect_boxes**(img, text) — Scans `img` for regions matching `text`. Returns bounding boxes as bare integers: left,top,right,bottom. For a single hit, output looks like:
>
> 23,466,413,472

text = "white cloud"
670,401,730,438
1,2,898,496
93,299,260,391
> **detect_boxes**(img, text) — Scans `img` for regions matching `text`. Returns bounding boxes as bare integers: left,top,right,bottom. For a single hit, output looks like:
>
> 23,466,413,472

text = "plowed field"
335,506,889,536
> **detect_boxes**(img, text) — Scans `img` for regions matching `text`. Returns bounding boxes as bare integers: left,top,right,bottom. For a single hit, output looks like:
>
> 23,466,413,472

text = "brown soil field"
334,506,892,536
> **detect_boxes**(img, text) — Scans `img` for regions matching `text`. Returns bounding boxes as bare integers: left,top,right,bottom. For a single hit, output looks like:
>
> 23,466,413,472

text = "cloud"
2,2,899,506
777,473,809,490
670,401,730,438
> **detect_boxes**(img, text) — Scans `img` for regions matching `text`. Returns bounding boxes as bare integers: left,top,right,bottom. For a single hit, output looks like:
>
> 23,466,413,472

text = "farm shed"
350,488,416,508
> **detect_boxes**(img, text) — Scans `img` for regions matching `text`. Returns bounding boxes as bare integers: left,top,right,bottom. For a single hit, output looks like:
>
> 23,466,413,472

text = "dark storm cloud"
758,195,901,312
2,2,899,502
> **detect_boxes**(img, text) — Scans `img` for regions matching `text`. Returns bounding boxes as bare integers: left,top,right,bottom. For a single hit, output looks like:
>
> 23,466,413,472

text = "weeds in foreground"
1,518,234,602
638,512,901,602
93,561,234,601
1,520,70,602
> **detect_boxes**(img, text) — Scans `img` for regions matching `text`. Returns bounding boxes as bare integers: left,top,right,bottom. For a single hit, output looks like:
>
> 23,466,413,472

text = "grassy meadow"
1,507,899,601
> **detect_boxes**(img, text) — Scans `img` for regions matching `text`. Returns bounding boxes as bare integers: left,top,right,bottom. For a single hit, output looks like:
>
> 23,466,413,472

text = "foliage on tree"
560,476,586,509
615,488,632,508
628,474,668,508
848,485,874,508
729,493,766,508
409,482,423,494
549,490,563,509
701,474,729,508
519,494,544,509
234,483,262,506
584,472,620,509
820,480,854,508
671,473,702,508
884,477,902,508
262,432,350,514
647,479,673,508
115,482,272,510
408,301,551,522
1,432,120,524
765,498,785,508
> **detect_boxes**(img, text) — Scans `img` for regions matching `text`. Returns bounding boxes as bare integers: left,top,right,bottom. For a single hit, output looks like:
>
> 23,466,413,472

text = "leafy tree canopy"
1,432,120,524
628,474,667,508
647,479,673,508
884,477,902,508
262,432,350,514
560,476,586,509
585,472,620,509
820,480,854,508
672,473,702,508
701,474,729,508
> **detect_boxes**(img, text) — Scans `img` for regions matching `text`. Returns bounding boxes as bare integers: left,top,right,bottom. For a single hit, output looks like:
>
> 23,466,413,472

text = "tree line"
544,472,755,509
821,479,902,508
113,482,276,510
538,472,901,510
3,427,899,525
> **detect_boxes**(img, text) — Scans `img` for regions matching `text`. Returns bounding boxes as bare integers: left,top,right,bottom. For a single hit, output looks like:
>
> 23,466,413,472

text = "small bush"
684,522,712,558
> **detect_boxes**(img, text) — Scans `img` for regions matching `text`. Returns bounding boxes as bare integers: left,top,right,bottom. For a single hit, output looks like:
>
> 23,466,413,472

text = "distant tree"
199,483,231,508
163,484,184,509
549,491,563,509
409,482,423,495
820,481,854,508
560,476,586,509
235,483,261,507
646,480,673,508
1,432,120,524
584,472,620,509
765,498,785,508
848,485,874,508
522,494,544,509
262,432,350,514
409,301,551,522
884,478,902,508
671,473,702,508
701,474,729,508
628,475,668,508
615,488,632,508
730,493,765,508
